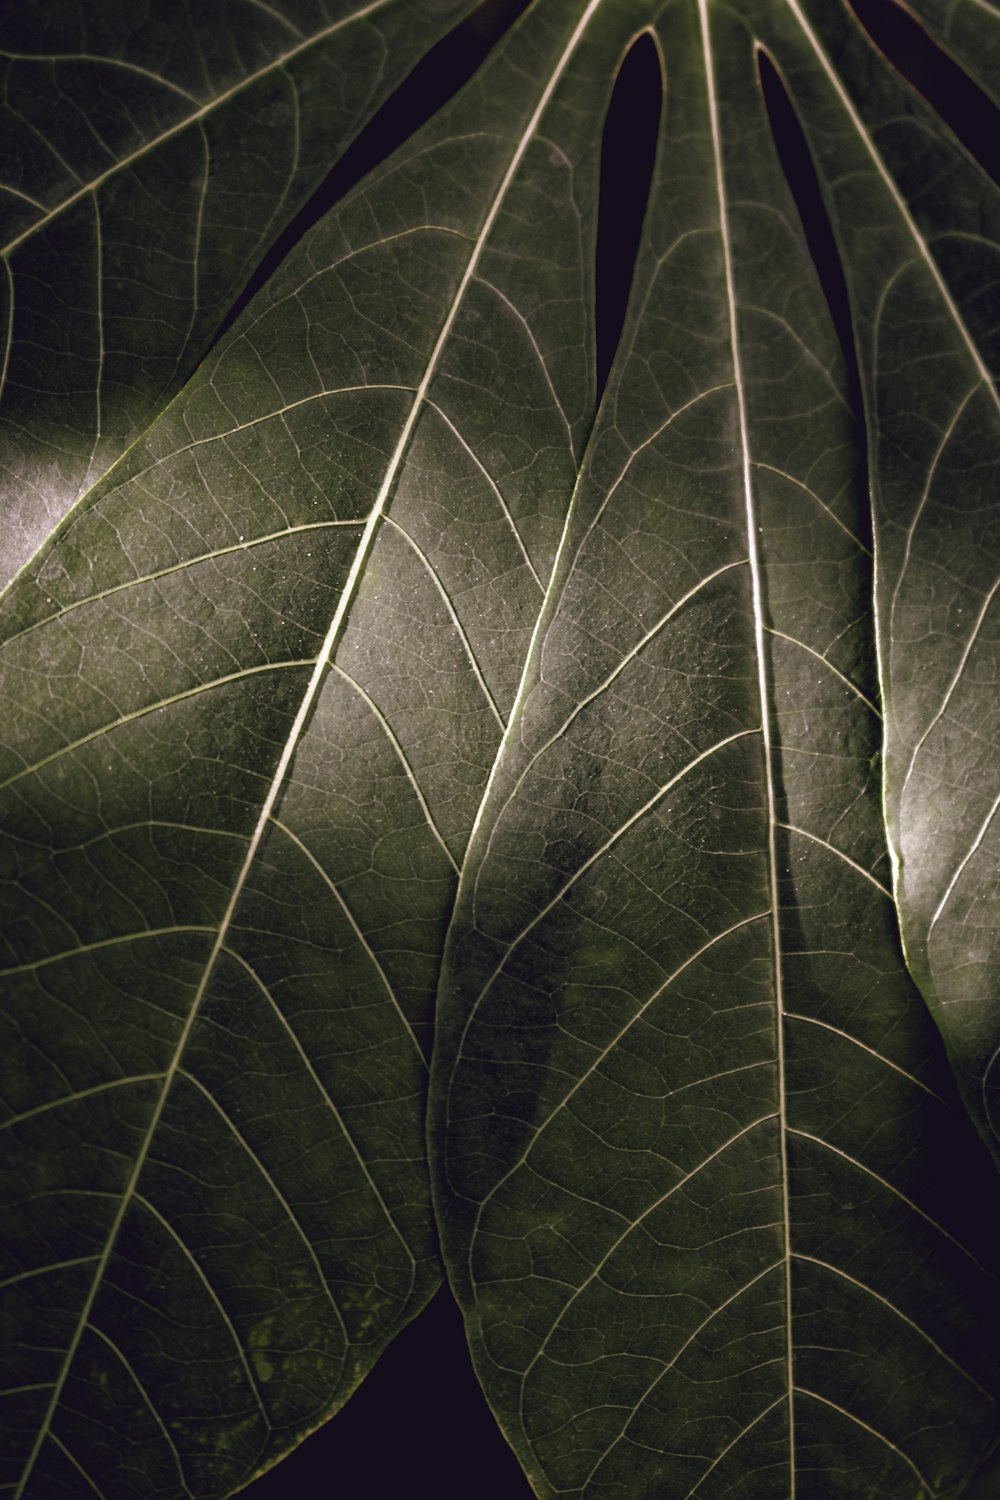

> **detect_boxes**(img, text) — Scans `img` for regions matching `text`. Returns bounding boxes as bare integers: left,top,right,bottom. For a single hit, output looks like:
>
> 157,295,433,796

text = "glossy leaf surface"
2,1,1000,1498
431,1,1000,1496
841,0,1000,1164
0,1,599,1491
0,0,482,584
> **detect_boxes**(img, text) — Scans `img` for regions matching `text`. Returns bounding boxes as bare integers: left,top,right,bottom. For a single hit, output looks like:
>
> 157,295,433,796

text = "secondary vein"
11,11,609,1485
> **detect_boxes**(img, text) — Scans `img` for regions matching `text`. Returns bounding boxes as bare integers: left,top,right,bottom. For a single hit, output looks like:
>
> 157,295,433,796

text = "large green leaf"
3,1,1000,1497
819,0,1000,1164
431,1,1000,1496
0,0,482,586
0,2,603,1492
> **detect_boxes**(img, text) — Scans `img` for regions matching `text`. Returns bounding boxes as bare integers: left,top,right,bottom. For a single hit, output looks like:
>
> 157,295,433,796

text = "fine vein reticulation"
431,2,1000,1498
2,0,597,1493
3,2,1000,1498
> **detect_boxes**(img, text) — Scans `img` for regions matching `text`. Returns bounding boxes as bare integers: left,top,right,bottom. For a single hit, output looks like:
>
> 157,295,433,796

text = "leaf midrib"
11,3,607,1489
782,0,999,421
699,0,796,1489
0,0,398,260
780,0,1000,943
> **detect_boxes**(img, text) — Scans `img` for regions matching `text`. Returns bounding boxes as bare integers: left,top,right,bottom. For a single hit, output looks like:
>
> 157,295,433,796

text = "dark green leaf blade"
784,0,1000,1161
431,2,1000,1496
0,0,482,586
0,2,609,1490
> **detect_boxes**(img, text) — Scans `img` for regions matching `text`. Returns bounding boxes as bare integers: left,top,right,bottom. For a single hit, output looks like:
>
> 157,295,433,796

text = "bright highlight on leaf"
2,2,999,1498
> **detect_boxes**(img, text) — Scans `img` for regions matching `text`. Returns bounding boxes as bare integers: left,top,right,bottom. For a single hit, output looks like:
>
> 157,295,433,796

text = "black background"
246,1287,534,1495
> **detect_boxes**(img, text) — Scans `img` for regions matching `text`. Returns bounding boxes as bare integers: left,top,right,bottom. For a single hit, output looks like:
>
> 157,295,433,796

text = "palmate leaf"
1,2,999,1500
431,0,1000,1496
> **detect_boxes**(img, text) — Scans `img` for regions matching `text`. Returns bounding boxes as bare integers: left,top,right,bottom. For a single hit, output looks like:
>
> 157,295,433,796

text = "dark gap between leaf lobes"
757,47,874,562
849,0,1000,188
595,31,662,404
212,0,536,350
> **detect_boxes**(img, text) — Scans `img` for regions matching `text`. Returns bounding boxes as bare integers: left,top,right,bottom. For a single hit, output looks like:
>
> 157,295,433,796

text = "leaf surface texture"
0,0,481,583
0,3,598,1491
431,2,1000,1496
2,2,999,1498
